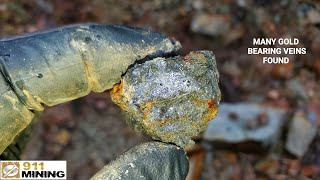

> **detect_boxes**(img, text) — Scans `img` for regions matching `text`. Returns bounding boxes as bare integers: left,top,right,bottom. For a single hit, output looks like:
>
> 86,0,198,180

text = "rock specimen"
110,51,220,147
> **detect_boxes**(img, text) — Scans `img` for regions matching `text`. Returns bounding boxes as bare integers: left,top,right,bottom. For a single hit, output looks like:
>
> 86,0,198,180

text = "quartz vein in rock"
110,51,220,147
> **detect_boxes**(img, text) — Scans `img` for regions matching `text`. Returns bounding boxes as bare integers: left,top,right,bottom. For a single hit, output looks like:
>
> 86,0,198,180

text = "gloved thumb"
90,141,189,180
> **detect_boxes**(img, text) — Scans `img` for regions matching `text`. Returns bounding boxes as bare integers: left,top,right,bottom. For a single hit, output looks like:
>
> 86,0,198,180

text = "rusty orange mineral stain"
203,99,218,124
193,99,218,123
208,99,216,109
184,52,206,62
193,99,202,106
110,80,127,109
142,101,156,120
203,109,218,124
110,80,123,94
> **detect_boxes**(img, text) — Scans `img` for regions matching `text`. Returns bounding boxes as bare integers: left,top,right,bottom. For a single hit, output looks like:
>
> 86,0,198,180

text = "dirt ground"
0,0,320,179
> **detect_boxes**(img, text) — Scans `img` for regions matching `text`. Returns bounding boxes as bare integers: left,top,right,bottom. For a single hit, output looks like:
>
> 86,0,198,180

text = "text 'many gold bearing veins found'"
247,38,307,64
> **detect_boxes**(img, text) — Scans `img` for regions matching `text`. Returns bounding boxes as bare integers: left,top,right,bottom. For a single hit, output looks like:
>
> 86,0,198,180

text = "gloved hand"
0,24,188,179
91,141,189,180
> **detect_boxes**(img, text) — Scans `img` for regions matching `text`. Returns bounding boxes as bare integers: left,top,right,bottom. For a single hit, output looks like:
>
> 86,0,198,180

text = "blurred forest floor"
0,0,320,179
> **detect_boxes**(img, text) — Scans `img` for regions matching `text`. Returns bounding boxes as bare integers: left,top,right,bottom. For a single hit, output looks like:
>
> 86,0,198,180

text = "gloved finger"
0,24,181,110
0,24,181,154
90,141,189,180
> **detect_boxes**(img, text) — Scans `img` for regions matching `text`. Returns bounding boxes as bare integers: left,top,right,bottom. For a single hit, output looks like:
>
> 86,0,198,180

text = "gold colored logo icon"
1,162,20,178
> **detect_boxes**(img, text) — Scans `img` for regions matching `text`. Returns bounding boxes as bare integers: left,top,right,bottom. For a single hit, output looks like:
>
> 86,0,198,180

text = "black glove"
91,141,189,180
